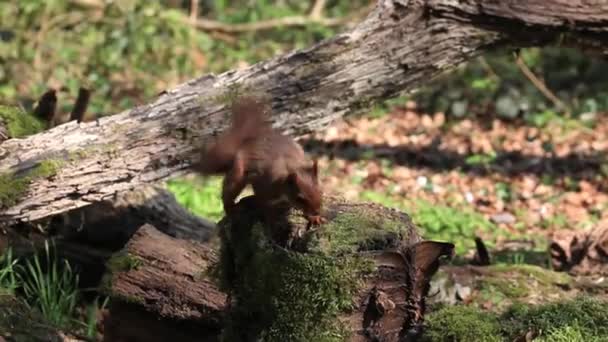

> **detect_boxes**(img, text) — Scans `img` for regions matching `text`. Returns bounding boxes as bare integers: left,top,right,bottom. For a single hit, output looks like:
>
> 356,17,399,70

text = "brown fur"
195,96,324,225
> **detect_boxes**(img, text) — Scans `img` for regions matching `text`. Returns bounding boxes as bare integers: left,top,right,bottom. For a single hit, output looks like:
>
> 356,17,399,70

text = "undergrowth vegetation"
0,243,106,338
424,296,608,342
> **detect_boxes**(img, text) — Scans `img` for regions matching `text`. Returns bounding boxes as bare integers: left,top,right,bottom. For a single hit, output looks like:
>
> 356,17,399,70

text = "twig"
309,0,327,20
189,0,199,22
192,16,343,33
190,5,371,33
68,0,105,9
477,56,499,81
513,52,571,115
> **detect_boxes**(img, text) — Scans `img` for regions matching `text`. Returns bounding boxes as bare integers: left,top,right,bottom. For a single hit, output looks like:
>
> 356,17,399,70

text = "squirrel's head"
286,159,322,216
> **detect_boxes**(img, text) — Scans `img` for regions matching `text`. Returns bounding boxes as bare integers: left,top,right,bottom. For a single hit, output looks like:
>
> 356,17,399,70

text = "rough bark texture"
218,195,453,342
1,0,607,223
101,224,226,335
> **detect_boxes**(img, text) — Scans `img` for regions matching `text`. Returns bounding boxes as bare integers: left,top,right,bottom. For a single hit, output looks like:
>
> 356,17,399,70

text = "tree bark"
100,224,226,342
1,0,607,223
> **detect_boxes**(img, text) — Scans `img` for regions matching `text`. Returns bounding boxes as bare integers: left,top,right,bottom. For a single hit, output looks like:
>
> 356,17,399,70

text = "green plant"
0,1,367,116
0,248,19,294
414,47,608,119
423,305,502,342
0,105,46,138
166,176,226,221
502,296,608,340
424,296,608,341
495,182,513,202
19,241,79,328
465,152,497,167
410,199,500,254
82,296,109,339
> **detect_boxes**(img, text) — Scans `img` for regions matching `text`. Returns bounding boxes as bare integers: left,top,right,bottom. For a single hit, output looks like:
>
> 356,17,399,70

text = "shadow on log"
218,195,454,341
0,294,87,342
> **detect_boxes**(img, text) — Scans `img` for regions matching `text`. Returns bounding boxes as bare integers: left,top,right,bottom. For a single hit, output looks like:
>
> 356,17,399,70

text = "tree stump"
217,195,454,342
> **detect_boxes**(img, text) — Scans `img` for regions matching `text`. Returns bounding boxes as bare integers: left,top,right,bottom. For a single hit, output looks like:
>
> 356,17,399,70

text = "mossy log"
218,195,454,342
100,224,226,342
2,0,608,223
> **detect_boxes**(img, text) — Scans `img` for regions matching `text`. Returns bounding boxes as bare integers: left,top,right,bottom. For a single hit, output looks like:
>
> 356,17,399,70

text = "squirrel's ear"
311,159,319,180
287,172,300,187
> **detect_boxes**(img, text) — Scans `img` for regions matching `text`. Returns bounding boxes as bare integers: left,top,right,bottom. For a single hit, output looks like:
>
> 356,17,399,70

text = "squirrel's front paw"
223,203,237,216
306,215,327,226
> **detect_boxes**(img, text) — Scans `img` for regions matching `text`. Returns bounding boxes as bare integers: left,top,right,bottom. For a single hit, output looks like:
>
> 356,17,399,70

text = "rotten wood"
102,224,226,331
550,223,608,276
2,0,608,224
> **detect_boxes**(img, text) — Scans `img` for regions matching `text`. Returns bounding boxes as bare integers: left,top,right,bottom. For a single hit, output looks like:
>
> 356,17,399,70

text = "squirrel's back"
195,96,272,174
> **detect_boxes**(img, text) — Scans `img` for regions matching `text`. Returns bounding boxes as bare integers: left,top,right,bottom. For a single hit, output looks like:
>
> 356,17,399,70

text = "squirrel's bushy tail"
195,96,270,175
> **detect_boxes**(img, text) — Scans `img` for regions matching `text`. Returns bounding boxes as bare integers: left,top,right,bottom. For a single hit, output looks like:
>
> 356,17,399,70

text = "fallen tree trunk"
2,0,607,224
1,184,216,277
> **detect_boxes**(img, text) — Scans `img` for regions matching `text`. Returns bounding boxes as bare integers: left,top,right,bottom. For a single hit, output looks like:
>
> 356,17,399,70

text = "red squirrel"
196,96,325,226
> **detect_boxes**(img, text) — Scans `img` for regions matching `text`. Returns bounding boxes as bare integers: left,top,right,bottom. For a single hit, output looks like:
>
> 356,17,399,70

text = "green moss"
0,105,45,138
465,264,574,311
483,277,529,298
537,324,603,342
0,159,63,208
501,296,608,340
100,252,144,304
220,219,372,342
424,296,608,341
310,211,407,255
105,252,143,273
423,305,502,342
489,264,571,287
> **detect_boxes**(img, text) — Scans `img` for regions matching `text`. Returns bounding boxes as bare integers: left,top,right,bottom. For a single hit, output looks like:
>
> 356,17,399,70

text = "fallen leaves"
304,105,608,246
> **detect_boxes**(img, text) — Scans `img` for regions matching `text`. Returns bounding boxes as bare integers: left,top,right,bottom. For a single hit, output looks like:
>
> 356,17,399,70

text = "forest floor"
300,102,608,339
304,101,608,256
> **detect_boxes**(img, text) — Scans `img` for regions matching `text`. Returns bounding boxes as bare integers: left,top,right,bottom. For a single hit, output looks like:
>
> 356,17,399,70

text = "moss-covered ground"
424,295,608,342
